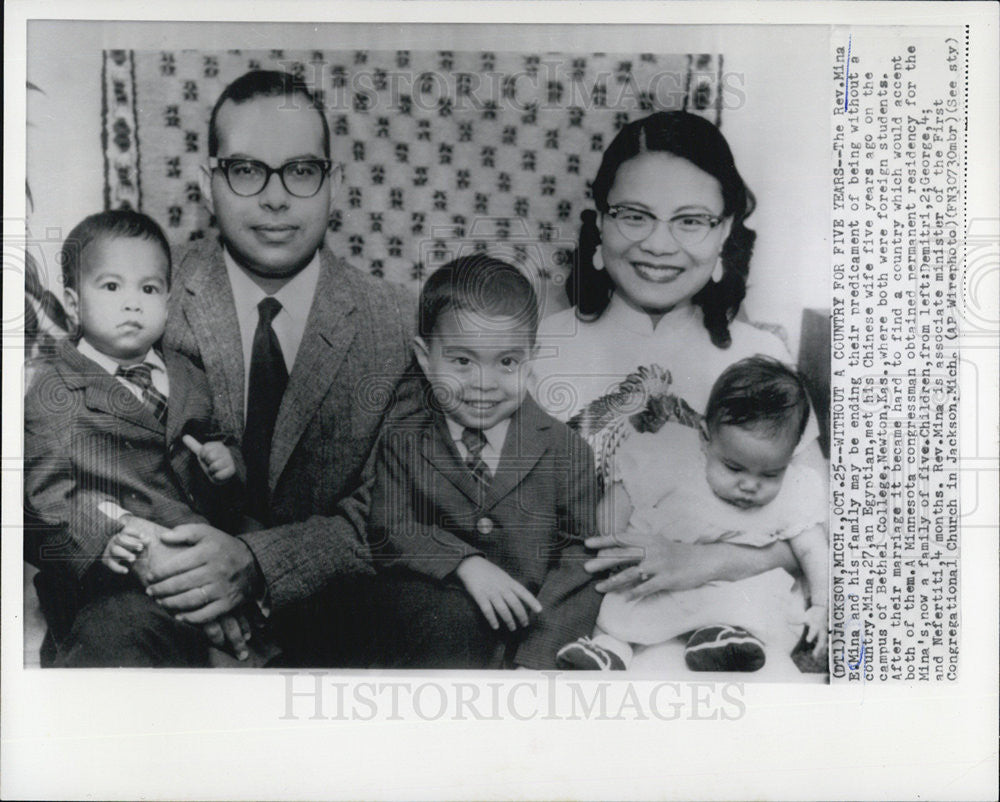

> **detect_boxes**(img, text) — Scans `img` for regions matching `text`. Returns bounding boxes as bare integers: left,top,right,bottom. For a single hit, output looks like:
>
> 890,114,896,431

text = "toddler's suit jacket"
24,338,241,588
369,393,601,669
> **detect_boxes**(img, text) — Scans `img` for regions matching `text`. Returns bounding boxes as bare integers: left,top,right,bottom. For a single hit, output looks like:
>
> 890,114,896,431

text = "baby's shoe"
556,637,627,671
684,625,766,672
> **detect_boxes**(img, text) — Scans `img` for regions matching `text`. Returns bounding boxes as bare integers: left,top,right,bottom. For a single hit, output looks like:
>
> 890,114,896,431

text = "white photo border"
3,3,997,800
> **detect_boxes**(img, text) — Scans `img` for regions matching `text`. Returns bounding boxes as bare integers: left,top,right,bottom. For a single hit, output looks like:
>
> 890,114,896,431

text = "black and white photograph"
20,19,836,678
3,3,997,800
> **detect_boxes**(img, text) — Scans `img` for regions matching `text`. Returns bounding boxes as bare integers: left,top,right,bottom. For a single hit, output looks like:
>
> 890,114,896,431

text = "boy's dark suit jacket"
24,338,241,622
163,240,417,611
368,392,601,669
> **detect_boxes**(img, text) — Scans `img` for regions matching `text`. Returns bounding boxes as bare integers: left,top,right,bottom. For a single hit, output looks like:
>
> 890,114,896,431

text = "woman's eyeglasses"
209,157,332,198
605,205,724,246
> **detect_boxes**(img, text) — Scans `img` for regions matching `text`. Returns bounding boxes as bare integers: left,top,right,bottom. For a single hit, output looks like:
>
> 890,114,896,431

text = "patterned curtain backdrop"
102,49,722,301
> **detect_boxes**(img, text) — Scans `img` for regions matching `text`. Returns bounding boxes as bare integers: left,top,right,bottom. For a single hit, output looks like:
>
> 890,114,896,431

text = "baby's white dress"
597,423,827,646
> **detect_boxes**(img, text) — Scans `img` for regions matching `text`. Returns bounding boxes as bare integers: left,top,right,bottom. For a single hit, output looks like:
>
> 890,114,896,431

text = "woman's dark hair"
566,111,756,348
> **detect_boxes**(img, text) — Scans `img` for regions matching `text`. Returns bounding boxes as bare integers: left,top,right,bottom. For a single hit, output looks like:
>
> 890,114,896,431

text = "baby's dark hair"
60,209,172,292
418,254,539,341
705,356,811,442
209,69,330,158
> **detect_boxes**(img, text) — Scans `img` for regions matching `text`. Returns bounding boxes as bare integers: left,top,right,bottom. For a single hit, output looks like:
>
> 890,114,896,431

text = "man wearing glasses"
134,70,416,666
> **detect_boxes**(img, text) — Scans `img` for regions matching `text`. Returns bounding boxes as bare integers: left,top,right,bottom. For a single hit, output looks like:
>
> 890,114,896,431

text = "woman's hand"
582,532,644,574
584,530,798,602
585,531,721,600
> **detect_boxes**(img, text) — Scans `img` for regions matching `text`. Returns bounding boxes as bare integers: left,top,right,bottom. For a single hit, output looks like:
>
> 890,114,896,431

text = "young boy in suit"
369,255,601,669
24,209,251,666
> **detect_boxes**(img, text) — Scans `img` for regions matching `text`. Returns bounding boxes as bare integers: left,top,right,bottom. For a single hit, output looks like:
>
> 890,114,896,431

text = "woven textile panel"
102,49,722,297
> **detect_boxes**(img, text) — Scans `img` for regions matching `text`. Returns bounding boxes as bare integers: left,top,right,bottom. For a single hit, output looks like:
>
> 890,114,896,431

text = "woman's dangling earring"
711,258,724,283
593,247,605,271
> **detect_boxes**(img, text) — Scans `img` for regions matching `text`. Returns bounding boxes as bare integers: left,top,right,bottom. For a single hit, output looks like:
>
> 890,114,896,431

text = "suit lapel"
420,413,485,506
180,246,244,434
418,400,551,509
483,397,549,509
58,341,163,434
268,249,357,488
84,383,164,433
164,358,194,488
163,350,187,446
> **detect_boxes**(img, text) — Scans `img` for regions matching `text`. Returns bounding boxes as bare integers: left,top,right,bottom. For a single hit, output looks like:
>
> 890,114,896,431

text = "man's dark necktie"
460,426,491,486
116,363,168,426
243,297,287,523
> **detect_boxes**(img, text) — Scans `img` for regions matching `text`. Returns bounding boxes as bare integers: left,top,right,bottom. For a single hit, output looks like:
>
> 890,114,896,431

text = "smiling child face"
65,236,170,364
415,308,536,431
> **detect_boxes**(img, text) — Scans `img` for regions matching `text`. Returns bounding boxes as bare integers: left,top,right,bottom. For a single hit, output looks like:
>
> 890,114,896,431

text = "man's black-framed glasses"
209,157,332,198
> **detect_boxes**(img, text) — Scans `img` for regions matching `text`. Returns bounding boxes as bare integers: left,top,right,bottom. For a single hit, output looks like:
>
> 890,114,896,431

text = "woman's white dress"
532,295,825,660
533,295,816,445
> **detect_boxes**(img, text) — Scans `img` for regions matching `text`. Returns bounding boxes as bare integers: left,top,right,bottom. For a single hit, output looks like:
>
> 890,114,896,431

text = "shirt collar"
604,292,701,336
222,246,321,323
76,337,164,376
445,416,511,454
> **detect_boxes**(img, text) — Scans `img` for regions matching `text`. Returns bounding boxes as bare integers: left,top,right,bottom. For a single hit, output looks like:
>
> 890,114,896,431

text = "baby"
558,356,828,672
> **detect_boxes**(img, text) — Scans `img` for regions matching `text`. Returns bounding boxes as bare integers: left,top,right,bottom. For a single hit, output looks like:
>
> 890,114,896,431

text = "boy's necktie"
243,297,288,523
116,363,168,426
460,426,491,486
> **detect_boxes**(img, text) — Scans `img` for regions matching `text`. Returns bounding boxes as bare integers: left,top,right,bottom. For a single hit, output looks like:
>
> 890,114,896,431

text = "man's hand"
144,523,260,625
101,515,253,657
455,556,542,632
202,612,252,661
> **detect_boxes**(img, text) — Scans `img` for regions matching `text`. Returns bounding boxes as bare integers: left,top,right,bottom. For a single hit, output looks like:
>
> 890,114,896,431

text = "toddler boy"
24,209,250,666
369,255,600,669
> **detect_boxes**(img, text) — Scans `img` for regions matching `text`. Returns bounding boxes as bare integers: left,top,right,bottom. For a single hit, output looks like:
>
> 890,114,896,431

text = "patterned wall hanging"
102,49,722,308
102,50,143,211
